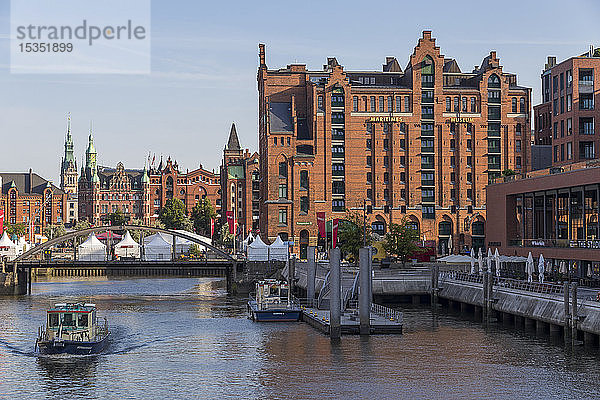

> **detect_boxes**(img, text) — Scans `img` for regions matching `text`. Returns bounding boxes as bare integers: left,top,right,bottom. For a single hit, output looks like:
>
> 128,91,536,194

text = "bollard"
431,264,439,306
329,248,341,340
571,282,578,343
359,247,371,335
306,246,316,303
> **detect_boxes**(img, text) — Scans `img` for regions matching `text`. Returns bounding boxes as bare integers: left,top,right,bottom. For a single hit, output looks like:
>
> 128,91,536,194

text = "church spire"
226,122,241,151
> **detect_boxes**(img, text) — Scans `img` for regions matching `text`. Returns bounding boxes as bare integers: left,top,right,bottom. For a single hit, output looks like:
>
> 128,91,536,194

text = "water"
1,277,600,400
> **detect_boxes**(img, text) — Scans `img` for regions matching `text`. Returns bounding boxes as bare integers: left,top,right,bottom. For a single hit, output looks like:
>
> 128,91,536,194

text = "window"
366,155,372,166
366,138,372,150
332,181,345,194
422,105,434,119
446,97,451,112
400,189,406,199
421,188,435,203
567,94,572,111
353,96,358,112
366,172,372,183
580,117,595,135
279,162,287,177
450,172,456,183
512,98,517,113
278,209,287,225
421,122,434,136
567,70,572,87
462,97,467,112
383,172,389,184
553,98,558,115
400,156,406,165
421,172,434,186
467,139,472,150
332,199,345,212
553,122,558,139
567,118,572,136
370,96,376,112
367,189,372,200
516,139,521,152
332,163,345,176
520,97,526,114
387,96,393,112
516,156,522,169
395,96,401,112
488,90,500,104
467,189,473,200
450,139,455,150
363,96,368,111
404,96,410,112
566,142,573,160
450,189,456,199
580,141,596,159
560,96,564,114
400,172,406,182
553,75,558,93
318,96,323,111
300,196,309,213
489,122,500,137
379,96,384,112
561,143,565,161
488,105,501,120
422,205,435,219
579,68,594,84
454,96,460,112
300,171,309,190
470,97,477,113
561,120,564,137
554,145,558,162
560,73,564,90
467,172,472,183
383,139,389,150
450,156,455,167
467,156,473,167
383,156,390,167
581,93,594,110
421,138,434,153
366,122,373,134
421,155,434,169
273,137,277,145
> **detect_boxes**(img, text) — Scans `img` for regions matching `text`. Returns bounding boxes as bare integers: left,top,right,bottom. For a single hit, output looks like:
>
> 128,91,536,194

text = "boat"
247,279,301,322
36,303,110,355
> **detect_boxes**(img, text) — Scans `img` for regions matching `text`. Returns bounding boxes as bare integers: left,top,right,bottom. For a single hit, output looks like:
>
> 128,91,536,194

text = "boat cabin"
255,280,290,310
46,303,97,341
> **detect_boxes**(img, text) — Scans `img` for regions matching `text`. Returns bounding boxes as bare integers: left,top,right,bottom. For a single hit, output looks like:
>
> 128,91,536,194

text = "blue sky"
0,0,598,183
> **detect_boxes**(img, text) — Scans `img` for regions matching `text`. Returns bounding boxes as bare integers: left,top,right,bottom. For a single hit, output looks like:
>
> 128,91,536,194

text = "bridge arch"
13,225,235,263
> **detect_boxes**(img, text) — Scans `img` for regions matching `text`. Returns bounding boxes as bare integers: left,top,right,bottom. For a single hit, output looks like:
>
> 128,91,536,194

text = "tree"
159,198,193,231
338,211,372,263
190,198,216,236
217,224,234,248
107,209,127,226
5,222,27,238
502,168,516,177
383,218,421,267
43,223,66,239
73,220,91,231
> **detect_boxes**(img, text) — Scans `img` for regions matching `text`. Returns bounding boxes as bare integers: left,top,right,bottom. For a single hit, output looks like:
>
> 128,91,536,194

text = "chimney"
258,43,266,68
490,51,497,60
29,168,33,193
422,30,432,39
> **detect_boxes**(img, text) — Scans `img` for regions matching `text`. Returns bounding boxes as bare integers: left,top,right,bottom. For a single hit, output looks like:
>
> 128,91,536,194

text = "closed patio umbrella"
470,248,475,274
559,260,566,274
588,264,593,278
487,248,493,273
477,248,483,274
494,248,501,277
527,252,534,283
538,254,545,284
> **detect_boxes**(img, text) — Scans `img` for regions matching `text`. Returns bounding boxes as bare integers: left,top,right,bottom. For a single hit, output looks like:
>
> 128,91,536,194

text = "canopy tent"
77,234,107,261
114,231,141,259
268,235,289,262
437,254,475,264
174,230,212,254
17,237,29,255
143,233,172,261
247,235,269,261
96,231,122,241
241,233,254,252
0,232,19,260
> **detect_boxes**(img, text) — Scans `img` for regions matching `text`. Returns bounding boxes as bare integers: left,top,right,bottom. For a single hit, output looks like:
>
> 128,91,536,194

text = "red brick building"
533,49,599,164
257,31,531,256
0,170,67,241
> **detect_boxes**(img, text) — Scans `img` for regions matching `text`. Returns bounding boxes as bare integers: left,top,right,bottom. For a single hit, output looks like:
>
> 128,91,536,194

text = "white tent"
174,230,212,254
0,232,19,260
437,254,475,264
114,231,140,259
77,234,107,262
242,233,254,252
247,235,269,261
17,237,28,255
268,235,289,262
143,233,172,261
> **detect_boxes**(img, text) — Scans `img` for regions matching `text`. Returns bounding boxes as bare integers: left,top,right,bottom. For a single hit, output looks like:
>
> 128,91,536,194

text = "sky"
0,0,598,183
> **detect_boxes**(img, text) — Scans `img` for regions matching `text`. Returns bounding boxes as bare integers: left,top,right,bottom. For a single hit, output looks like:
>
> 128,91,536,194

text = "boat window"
62,313,75,326
48,313,59,327
78,313,89,327
280,288,289,299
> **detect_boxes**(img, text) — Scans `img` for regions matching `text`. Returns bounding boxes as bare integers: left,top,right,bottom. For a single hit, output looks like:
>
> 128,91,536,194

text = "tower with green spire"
60,113,78,194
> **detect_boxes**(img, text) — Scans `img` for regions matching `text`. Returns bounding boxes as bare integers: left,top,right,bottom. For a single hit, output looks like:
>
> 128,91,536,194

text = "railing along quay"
370,303,403,323
440,271,564,295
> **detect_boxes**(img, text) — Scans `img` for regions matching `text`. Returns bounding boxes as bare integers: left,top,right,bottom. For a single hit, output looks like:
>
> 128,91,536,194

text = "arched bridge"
9,225,240,294
13,225,235,263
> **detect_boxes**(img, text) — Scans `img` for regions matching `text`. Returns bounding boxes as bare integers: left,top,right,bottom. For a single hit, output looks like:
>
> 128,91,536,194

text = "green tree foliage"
5,222,27,238
73,220,91,231
502,168,516,177
159,198,193,231
338,212,372,262
383,218,421,267
217,224,234,248
189,244,204,258
43,223,66,239
107,209,127,226
190,198,216,236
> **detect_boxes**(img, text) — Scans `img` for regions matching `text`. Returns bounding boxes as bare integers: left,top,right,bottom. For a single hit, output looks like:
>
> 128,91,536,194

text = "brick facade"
257,31,531,256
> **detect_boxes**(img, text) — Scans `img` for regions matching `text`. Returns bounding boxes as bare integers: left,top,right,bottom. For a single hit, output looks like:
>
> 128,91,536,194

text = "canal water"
1,277,599,400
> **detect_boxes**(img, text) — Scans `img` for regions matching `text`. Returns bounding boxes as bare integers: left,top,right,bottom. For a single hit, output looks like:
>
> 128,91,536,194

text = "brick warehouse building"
533,48,599,164
257,31,531,256
0,170,67,241
76,124,257,231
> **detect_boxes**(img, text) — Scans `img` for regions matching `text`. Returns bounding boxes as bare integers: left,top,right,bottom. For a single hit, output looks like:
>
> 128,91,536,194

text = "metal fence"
440,271,565,295
371,303,403,323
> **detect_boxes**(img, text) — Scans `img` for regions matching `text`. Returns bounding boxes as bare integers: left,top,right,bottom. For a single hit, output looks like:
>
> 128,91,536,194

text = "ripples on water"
1,277,599,399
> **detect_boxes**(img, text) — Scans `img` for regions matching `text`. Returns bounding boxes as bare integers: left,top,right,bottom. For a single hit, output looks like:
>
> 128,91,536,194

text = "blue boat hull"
37,334,110,355
248,301,301,322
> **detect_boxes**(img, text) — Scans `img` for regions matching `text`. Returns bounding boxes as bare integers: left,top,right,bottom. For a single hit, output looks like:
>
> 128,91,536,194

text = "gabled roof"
0,172,63,195
443,58,461,73
227,123,241,151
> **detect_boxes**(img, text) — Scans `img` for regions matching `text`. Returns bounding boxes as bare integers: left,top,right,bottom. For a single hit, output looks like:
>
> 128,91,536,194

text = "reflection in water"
1,277,600,399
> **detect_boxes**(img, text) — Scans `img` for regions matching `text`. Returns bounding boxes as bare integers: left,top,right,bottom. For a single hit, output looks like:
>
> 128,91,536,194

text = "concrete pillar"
524,317,535,330
584,331,596,347
431,264,439,305
288,256,296,295
306,246,316,303
482,272,488,321
571,282,578,342
359,247,371,335
329,248,341,340
549,323,561,336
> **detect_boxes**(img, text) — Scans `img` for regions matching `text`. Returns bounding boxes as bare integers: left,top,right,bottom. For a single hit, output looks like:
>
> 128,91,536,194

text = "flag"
226,211,234,234
0,209,4,233
210,218,214,238
332,218,339,248
317,212,325,238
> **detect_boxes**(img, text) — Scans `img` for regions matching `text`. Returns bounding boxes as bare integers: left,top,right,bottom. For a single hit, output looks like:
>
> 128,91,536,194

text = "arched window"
166,176,174,199
512,97,517,113
421,55,434,87
488,74,500,88
520,97,526,113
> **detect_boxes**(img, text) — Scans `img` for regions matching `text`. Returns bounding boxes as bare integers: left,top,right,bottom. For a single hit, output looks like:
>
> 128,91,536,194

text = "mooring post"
482,270,488,321
306,246,316,304
232,260,237,282
288,256,296,295
571,282,578,343
28,267,32,295
226,264,232,293
564,281,570,341
172,235,177,261
359,247,371,335
329,248,341,340
431,264,439,306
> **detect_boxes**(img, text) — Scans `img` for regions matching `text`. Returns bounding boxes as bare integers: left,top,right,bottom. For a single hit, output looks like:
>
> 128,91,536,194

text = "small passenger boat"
36,303,110,355
248,280,301,322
